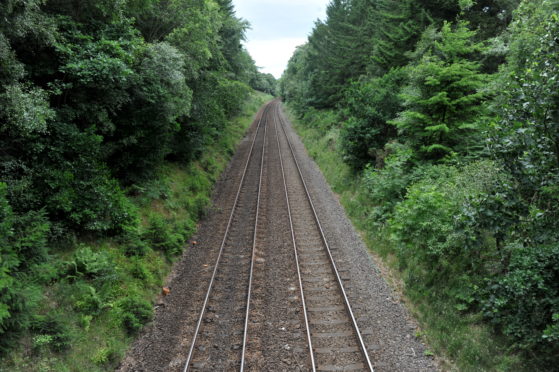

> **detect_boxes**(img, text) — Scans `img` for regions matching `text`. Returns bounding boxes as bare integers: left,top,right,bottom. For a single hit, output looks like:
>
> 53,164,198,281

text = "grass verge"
285,106,524,372
0,91,271,372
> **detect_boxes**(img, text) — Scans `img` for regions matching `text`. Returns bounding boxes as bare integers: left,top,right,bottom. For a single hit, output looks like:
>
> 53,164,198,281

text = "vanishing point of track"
183,100,374,372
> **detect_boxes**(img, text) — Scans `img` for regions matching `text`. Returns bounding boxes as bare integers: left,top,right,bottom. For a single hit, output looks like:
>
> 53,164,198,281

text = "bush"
65,246,116,282
116,296,153,335
30,262,63,285
361,143,418,222
119,226,150,257
11,210,50,269
0,183,29,354
143,214,185,256
482,242,559,362
72,284,104,316
35,122,139,234
30,314,72,352
389,160,510,296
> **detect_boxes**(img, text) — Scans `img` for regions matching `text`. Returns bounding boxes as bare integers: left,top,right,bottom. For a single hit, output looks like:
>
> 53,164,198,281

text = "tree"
340,68,407,169
491,0,559,198
370,0,429,74
304,0,374,108
392,21,488,160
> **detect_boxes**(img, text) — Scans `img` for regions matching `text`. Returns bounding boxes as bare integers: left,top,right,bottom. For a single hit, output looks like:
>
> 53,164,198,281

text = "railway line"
183,100,374,372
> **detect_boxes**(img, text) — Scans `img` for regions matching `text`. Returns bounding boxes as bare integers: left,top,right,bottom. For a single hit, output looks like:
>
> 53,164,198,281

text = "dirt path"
118,101,438,372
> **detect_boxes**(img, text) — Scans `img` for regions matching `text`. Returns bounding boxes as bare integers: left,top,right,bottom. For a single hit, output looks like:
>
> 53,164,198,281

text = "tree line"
281,0,558,367
0,0,275,355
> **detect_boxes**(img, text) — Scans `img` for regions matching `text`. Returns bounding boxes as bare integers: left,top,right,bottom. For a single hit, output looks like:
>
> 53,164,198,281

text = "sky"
232,0,329,78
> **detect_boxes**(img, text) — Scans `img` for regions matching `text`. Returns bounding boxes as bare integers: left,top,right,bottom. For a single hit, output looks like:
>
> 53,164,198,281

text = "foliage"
283,0,559,367
116,296,153,335
490,0,559,226
341,68,407,169
361,143,419,221
0,0,262,360
0,90,268,370
66,246,116,282
371,0,429,74
482,243,559,359
480,1,559,362
0,183,25,353
30,314,72,352
251,72,277,96
143,214,185,257
0,84,54,136
391,21,488,161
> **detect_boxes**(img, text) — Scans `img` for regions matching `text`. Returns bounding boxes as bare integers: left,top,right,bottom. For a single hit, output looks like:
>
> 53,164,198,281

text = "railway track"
183,103,269,371
183,100,374,372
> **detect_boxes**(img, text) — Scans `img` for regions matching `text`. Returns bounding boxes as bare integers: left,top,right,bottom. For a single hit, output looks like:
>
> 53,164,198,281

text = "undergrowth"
0,91,271,372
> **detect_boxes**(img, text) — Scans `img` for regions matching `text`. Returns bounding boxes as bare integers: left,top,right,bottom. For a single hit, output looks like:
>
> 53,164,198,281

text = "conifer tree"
370,0,429,74
305,0,373,108
392,21,488,160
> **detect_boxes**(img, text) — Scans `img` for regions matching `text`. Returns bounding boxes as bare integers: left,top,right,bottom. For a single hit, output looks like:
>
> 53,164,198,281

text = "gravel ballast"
118,101,439,372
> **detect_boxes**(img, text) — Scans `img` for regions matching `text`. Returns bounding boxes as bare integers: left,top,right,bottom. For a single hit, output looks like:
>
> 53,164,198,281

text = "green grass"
285,106,524,372
0,91,271,372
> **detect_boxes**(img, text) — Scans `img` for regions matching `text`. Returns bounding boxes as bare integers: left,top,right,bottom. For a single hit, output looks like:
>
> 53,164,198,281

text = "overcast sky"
232,0,329,78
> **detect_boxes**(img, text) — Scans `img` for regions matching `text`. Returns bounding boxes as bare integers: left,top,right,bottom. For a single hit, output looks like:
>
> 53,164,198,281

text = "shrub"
0,183,28,354
482,242,559,362
92,344,119,365
30,262,63,285
361,143,418,222
65,246,116,282
116,296,153,335
143,214,185,256
30,314,72,352
72,284,104,316
119,226,150,257
389,160,511,298
128,258,154,282
11,210,50,269
35,122,139,234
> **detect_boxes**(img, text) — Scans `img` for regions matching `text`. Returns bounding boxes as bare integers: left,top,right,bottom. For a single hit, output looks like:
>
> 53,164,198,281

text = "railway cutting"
118,101,438,372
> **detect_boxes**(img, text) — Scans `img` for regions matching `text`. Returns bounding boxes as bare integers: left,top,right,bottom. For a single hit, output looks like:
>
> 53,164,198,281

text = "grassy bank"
286,106,525,372
0,91,271,372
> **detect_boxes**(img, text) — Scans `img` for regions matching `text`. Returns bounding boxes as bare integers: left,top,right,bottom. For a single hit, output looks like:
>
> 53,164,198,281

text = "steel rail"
271,101,317,372
275,102,375,372
239,100,268,371
183,102,271,372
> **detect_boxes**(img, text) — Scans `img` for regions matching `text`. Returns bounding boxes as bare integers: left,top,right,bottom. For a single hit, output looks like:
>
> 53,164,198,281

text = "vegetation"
0,90,270,371
1,0,274,368
281,0,558,369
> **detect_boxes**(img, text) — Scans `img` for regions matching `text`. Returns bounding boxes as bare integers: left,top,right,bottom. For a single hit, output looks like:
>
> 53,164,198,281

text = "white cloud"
233,0,329,78
245,38,307,78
